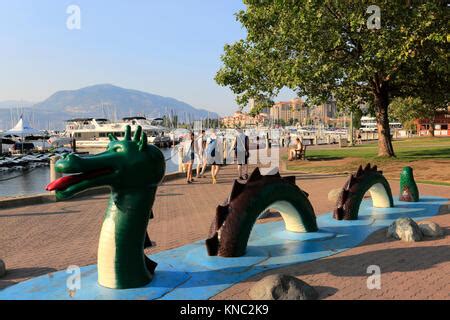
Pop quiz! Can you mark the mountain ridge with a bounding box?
[0,84,218,130]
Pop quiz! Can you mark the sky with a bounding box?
[0,0,295,116]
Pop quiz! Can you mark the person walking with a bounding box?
[206,129,223,184]
[182,131,195,184]
[232,127,249,180]
[286,132,291,148]
[196,129,207,179]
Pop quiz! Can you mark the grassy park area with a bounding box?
[286,137,450,186]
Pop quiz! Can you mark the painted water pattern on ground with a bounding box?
[0,196,446,300]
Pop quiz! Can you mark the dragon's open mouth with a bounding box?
[46,168,114,192]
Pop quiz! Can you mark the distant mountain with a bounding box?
[0,84,218,130]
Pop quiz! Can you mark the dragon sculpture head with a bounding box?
[47,125,165,200]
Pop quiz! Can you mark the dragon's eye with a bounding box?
[113,145,124,152]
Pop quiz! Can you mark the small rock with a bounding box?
[387,218,423,242]
[249,274,318,300]
[418,221,444,238]
[0,259,6,277]
[328,188,342,203]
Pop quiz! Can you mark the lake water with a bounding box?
[0,148,180,198]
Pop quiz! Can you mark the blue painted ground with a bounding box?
[0,196,447,300]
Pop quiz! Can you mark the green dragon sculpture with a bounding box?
[46,125,165,289]
[399,166,419,202]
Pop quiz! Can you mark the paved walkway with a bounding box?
[0,164,449,299]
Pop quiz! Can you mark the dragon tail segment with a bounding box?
[333,163,394,220]
[206,167,318,257]
[399,166,419,202]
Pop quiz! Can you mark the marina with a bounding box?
[0,147,180,198]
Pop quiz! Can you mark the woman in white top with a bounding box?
[231,128,249,180]
[182,132,195,183]
[206,129,223,184]
[196,130,207,178]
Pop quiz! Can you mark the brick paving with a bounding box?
[0,164,449,299]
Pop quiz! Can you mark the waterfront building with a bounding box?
[269,98,337,126]
[415,106,450,136]
[269,98,307,125]
[221,111,268,128]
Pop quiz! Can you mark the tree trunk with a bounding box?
[429,114,435,137]
[373,82,395,157]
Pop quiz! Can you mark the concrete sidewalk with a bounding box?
[0,164,448,299]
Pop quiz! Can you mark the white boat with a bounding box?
[360,116,402,132]
[61,117,172,148]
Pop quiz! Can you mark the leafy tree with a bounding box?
[352,108,363,130]
[216,0,449,157]
[389,96,444,136]
[249,95,274,116]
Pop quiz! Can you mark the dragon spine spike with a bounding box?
[124,125,132,140]
[229,180,246,201]
[282,176,296,186]
[372,165,378,172]
[247,167,262,182]
[344,174,354,190]
[356,165,363,177]
[133,126,142,142]
[364,163,371,171]
[139,132,148,152]
[108,133,118,141]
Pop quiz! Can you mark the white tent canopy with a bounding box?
[5,116,41,136]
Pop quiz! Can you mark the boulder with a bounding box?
[0,259,5,277]
[249,274,318,300]
[418,221,444,238]
[328,188,342,203]
[387,217,423,242]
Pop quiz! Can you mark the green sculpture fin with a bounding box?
[133,126,142,142]
[124,125,131,141]
[108,133,118,141]
[139,132,148,152]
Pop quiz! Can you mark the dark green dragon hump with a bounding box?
[399,166,419,202]
[333,163,394,220]
[205,167,318,257]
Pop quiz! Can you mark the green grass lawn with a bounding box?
[305,137,450,162]
[285,137,450,186]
